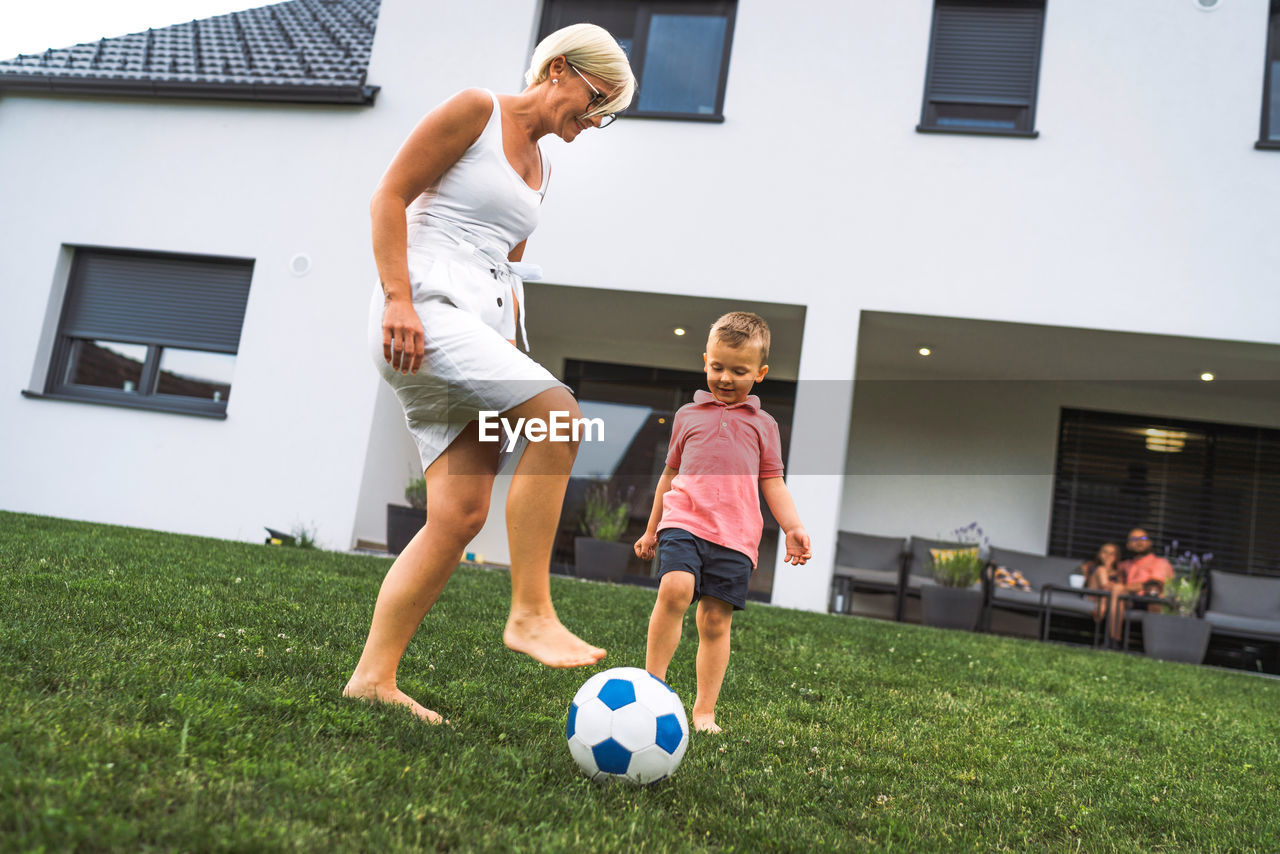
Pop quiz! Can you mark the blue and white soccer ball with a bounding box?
[566,666,689,785]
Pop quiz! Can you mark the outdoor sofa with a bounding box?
[1202,569,1280,645]
[986,546,1097,641]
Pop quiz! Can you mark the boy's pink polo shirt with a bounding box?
[657,390,785,567]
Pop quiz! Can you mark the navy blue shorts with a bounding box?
[656,528,752,611]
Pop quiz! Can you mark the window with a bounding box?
[1259,1,1280,149]
[38,248,253,417]
[538,0,736,121]
[1049,409,1280,577]
[918,0,1046,137]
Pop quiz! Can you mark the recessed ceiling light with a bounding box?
[1200,372,1215,382]
[917,347,932,357]
[673,327,686,337]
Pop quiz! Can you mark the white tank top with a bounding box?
[406,90,549,258]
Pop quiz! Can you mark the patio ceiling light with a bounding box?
[917,346,932,356]
[1200,372,1215,382]
[1145,428,1187,453]
[673,327,686,336]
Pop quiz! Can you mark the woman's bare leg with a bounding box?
[344,423,499,721]
[500,388,606,667]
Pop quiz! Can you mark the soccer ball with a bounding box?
[565,666,689,785]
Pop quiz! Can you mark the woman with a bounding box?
[344,25,636,723]
[1080,542,1121,623]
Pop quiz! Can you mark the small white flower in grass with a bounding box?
[778,740,786,747]
[277,633,287,639]
[217,632,225,638]
[285,647,293,653]
[234,577,242,583]
[875,794,892,805]
[236,628,245,636]
[811,746,820,755]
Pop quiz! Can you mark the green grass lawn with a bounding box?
[2,511,1278,852]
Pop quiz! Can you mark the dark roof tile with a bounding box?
[0,0,381,105]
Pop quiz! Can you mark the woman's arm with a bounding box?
[372,89,491,373]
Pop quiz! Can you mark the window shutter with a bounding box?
[927,1,1045,107]
[62,250,253,353]
[1050,409,1280,577]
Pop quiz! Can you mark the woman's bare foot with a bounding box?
[343,677,445,724]
[503,613,605,668]
[692,713,721,734]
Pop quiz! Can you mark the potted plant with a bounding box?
[921,522,988,631]
[573,482,633,582]
[1142,549,1211,664]
[386,473,426,556]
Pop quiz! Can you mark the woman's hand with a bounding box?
[382,299,424,374]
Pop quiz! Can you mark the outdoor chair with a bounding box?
[986,546,1094,640]
[1202,570,1280,645]
[830,532,908,619]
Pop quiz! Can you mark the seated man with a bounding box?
[1107,527,1173,642]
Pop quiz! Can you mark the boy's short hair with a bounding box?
[709,311,770,363]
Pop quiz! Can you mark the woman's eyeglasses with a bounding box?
[569,64,617,128]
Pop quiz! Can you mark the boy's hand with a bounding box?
[784,527,812,565]
[635,531,658,561]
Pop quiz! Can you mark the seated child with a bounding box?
[634,312,811,734]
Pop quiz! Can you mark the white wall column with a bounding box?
[769,307,859,612]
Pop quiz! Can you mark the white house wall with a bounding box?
[0,95,395,547]
[3,0,1277,609]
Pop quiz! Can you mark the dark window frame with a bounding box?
[1258,0,1280,150]
[917,0,1047,139]
[537,0,737,123]
[29,246,253,419]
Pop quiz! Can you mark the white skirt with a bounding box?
[368,245,567,473]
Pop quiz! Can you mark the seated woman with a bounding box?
[1079,542,1121,623]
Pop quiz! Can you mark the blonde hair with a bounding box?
[526,23,636,118]
[710,312,771,363]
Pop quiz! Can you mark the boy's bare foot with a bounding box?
[692,713,721,734]
[343,677,446,724]
[504,613,606,668]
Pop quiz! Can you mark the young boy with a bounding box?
[633,312,811,734]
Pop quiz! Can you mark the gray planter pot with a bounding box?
[386,504,424,556]
[921,585,984,631]
[574,537,631,582]
[1143,612,1212,664]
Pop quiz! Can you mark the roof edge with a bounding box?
[0,73,379,106]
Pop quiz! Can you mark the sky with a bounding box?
[1,1,260,60]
